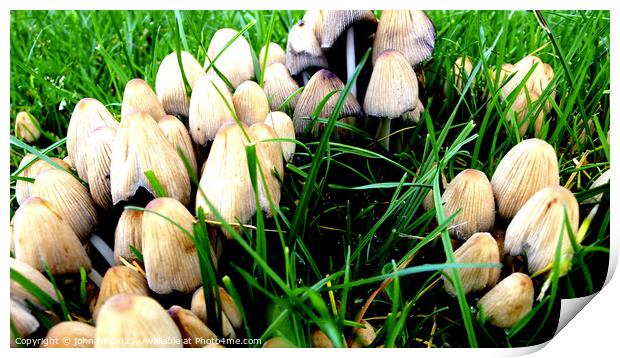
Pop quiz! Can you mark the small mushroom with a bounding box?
[10,257,59,309]
[121,79,166,122]
[95,294,183,347]
[249,122,284,215]
[14,111,41,143]
[372,10,436,67]
[584,169,610,204]
[364,49,419,149]
[12,197,91,274]
[113,208,143,264]
[504,185,579,273]
[233,81,270,126]
[110,110,191,206]
[67,98,119,180]
[263,62,300,111]
[258,42,286,70]
[443,232,501,295]
[40,321,96,348]
[168,305,218,348]
[189,74,236,146]
[286,19,328,84]
[293,69,362,136]
[477,273,534,328]
[205,28,254,89]
[85,126,116,209]
[155,51,205,118]
[158,114,198,176]
[490,138,559,219]
[14,154,71,205]
[264,111,296,162]
[142,197,205,294]
[190,286,238,339]
[10,299,39,346]
[93,265,149,322]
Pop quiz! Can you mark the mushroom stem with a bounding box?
[376,118,391,150]
[88,269,103,287]
[302,71,310,85]
[346,27,357,97]
[89,234,115,267]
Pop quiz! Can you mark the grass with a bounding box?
[9,10,610,348]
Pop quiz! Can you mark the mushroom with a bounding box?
[189,74,236,146]
[168,305,218,348]
[292,69,362,136]
[233,81,270,126]
[121,79,166,122]
[93,265,149,322]
[14,112,41,143]
[311,329,333,348]
[40,322,96,348]
[490,138,559,219]
[477,273,534,328]
[14,154,71,205]
[110,110,191,206]
[142,197,206,294]
[441,169,495,240]
[364,49,419,149]
[113,208,143,264]
[443,232,501,295]
[190,286,239,339]
[158,114,198,176]
[584,169,610,204]
[85,126,116,209]
[258,42,286,70]
[32,168,98,241]
[10,257,59,309]
[10,299,39,347]
[351,320,376,348]
[155,51,205,118]
[12,197,91,274]
[264,111,296,162]
[205,28,254,89]
[286,18,328,85]
[67,98,119,180]
[319,10,377,97]
[263,63,300,111]
[504,185,579,273]
[95,294,183,348]
[372,10,436,67]
[196,121,256,238]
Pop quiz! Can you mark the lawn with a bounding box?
[9,10,610,348]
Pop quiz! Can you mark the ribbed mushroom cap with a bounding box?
[110,110,191,206]
[190,286,242,329]
[364,49,419,119]
[121,79,166,122]
[10,257,59,309]
[490,63,515,85]
[319,10,377,50]
[196,121,256,238]
[584,169,610,204]
[95,294,183,347]
[311,329,334,348]
[504,185,579,273]
[190,287,237,339]
[351,320,376,348]
[477,272,534,328]
[15,154,71,205]
[372,10,436,67]
[233,81,270,126]
[40,321,96,348]
[93,265,149,322]
[442,169,495,240]
[12,197,92,274]
[292,69,362,134]
[264,111,296,162]
[86,127,116,209]
[302,10,324,40]
[404,98,425,123]
[263,63,300,110]
[14,111,41,143]
[32,169,98,241]
[158,114,198,176]
[10,299,39,344]
[205,28,254,89]
[67,98,119,180]
[189,74,236,146]
[168,305,218,348]
[142,197,204,294]
[259,42,286,70]
[113,208,143,264]
[501,56,555,136]
[443,232,501,295]
[286,19,328,76]
[491,138,559,219]
[451,56,474,93]
[249,122,284,214]
[155,51,205,117]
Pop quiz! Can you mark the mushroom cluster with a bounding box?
[432,138,580,328]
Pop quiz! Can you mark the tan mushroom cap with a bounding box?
[286,19,328,76]
[155,51,205,117]
[189,74,236,146]
[121,79,166,122]
[205,28,254,89]
[319,10,378,50]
